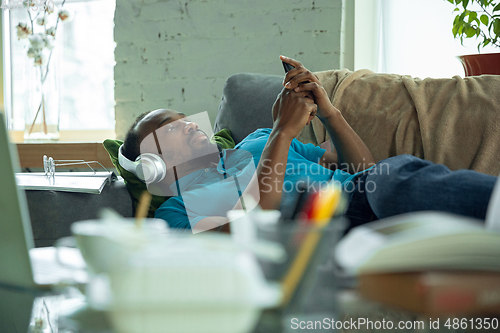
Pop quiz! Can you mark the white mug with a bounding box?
[63,218,168,275]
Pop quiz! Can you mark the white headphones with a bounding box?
[118,145,167,184]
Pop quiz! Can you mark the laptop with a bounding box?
[0,113,86,290]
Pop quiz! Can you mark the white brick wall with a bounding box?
[114,0,343,139]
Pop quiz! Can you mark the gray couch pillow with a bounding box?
[214,73,284,144]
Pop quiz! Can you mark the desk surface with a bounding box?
[3,287,499,333]
[0,221,345,333]
[6,217,498,333]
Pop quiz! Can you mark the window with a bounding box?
[376,0,498,78]
[353,0,499,78]
[4,0,115,131]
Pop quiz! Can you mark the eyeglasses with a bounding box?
[43,155,109,178]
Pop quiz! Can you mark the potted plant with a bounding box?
[447,0,500,75]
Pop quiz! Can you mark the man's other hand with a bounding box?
[272,87,317,139]
[280,55,336,120]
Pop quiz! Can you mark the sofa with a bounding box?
[27,180,133,247]
[27,70,500,247]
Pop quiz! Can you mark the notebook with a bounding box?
[16,171,112,194]
[0,113,87,290]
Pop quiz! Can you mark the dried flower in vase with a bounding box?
[16,22,32,39]
[17,0,72,136]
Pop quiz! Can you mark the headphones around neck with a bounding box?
[118,145,167,184]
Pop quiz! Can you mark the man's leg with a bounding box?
[343,171,378,232]
[365,155,497,220]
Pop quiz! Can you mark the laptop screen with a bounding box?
[0,113,36,288]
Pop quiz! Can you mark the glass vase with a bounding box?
[24,54,60,141]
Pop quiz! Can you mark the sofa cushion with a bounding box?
[214,73,282,144]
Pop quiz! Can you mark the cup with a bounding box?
[68,218,168,275]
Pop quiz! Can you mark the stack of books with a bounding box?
[359,271,500,316]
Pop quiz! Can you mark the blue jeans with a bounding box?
[344,155,497,232]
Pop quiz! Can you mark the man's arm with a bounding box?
[319,109,375,173]
[318,150,338,170]
[257,86,319,210]
[256,130,293,210]
[281,55,375,174]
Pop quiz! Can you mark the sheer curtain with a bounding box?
[375,0,498,78]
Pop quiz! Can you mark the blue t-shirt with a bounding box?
[155,128,364,229]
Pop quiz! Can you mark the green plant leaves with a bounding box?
[481,14,489,25]
[446,0,500,50]
[465,26,477,36]
[468,11,479,25]
[468,11,477,22]
[494,18,500,35]
[453,15,460,36]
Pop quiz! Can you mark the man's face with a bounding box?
[136,109,213,167]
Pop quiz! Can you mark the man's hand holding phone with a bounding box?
[272,86,317,139]
[280,55,338,120]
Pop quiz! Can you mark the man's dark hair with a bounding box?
[121,111,152,160]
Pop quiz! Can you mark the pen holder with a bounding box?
[256,218,347,303]
[255,218,345,277]
[251,217,348,333]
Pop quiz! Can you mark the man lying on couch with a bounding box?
[118,56,497,233]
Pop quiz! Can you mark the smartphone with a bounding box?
[282,61,294,73]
